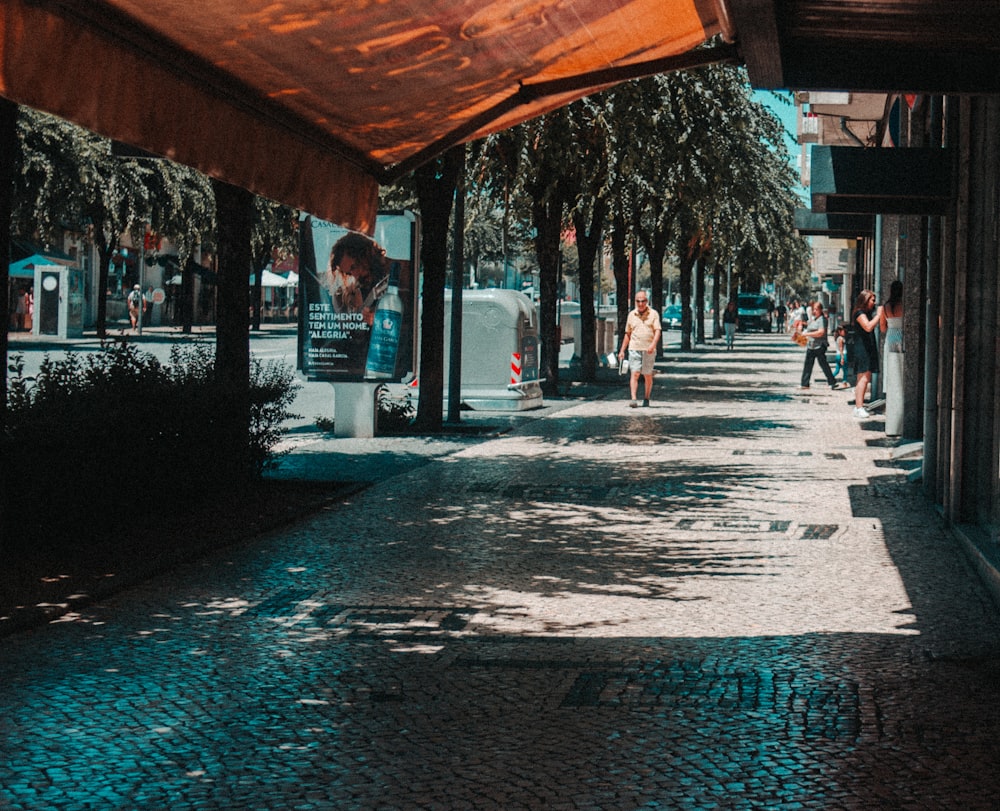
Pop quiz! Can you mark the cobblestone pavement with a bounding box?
[4,333,1000,810]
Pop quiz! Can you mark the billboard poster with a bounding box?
[298,211,419,381]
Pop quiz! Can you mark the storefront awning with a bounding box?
[794,209,873,238]
[0,0,733,233]
[810,146,953,216]
[726,0,1000,94]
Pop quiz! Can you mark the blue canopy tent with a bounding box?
[9,253,76,279]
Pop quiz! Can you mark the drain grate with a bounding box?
[799,524,839,539]
[249,597,475,636]
[676,518,792,533]
[309,605,474,637]
[559,661,861,740]
[247,588,315,617]
[733,449,812,456]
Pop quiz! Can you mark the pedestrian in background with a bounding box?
[618,292,661,408]
[127,284,145,330]
[880,280,904,353]
[880,279,905,435]
[798,301,846,390]
[722,300,738,350]
[832,324,848,382]
[14,287,28,331]
[790,299,807,333]
[851,289,882,419]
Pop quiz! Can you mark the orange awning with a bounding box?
[0,0,731,232]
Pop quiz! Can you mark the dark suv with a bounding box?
[737,295,772,332]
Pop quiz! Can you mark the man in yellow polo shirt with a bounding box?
[617,292,661,407]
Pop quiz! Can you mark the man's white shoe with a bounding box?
[853,407,870,419]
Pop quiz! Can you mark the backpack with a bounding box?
[128,290,141,306]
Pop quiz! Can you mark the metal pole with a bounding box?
[922,95,943,495]
[446,146,466,424]
[136,234,145,336]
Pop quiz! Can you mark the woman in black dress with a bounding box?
[851,289,882,419]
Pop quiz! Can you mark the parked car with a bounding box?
[661,304,683,330]
[737,295,772,332]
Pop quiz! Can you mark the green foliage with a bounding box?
[376,385,416,434]
[13,107,217,275]
[2,343,300,546]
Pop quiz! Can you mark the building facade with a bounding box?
[794,90,1000,585]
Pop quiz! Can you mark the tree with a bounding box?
[411,146,464,431]
[0,98,16,427]
[212,178,253,480]
[478,111,575,395]
[249,198,297,331]
[525,111,575,396]
[565,97,612,381]
[13,108,216,336]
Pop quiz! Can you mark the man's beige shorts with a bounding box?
[628,348,655,375]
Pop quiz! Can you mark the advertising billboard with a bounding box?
[298,211,419,381]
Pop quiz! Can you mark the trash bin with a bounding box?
[443,289,543,410]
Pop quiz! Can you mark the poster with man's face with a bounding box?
[298,211,418,381]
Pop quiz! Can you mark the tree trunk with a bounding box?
[413,147,463,432]
[695,257,706,345]
[612,210,630,340]
[212,178,252,481]
[0,97,15,427]
[181,258,195,333]
[679,242,695,351]
[250,252,267,331]
[572,200,605,382]
[447,146,466,424]
[634,204,670,360]
[532,190,564,397]
[712,260,723,339]
[648,240,666,358]
[94,233,113,339]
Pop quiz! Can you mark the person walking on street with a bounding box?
[127,284,145,330]
[618,292,661,408]
[851,289,882,419]
[723,300,738,350]
[798,301,846,390]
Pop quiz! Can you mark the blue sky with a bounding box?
[753,89,807,201]
[753,89,799,157]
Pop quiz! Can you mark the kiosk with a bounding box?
[33,265,84,339]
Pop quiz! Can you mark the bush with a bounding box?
[376,384,415,434]
[2,340,299,546]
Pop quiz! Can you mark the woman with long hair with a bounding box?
[851,289,882,419]
[880,280,904,352]
[880,280,904,434]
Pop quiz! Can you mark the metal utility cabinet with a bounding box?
[443,289,543,411]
